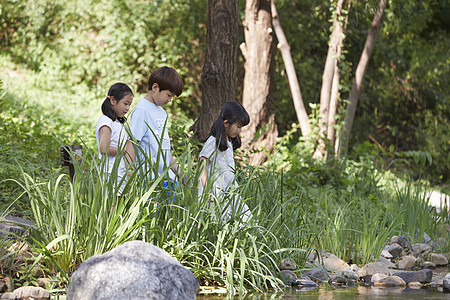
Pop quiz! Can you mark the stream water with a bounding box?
[198,285,448,299]
[198,267,449,300]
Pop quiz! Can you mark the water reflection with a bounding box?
[197,284,449,299]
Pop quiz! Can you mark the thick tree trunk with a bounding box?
[313,0,346,159]
[240,0,277,165]
[270,0,311,137]
[339,0,387,154]
[191,0,239,142]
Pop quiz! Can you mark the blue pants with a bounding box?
[156,180,178,205]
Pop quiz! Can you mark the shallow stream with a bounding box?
[198,285,448,299]
[198,267,449,299]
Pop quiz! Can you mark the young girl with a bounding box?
[95,83,135,193]
[199,101,252,223]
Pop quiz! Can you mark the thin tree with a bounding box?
[191,0,239,142]
[270,0,311,138]
[240,0,278,165]
[313,0,347,159]
[339,0,388,154]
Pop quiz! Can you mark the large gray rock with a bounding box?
[398,255,416,270]
[411,243,432,258]
[358,262,390,278]
[303,267,329,283]
[377,256,395,268]
[279,258,296,270]
[67,240,199,300]
[430,253,448,266]
[390,236,412,251]
[392,269,433,284]
[384,243,403,258]
[373,275,406,287]
[443,273,450,291]
[318,251,349,272]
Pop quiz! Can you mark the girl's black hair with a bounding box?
[101,82,133,123]
[207,101,250,151]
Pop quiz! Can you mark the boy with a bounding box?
[129,66,183,182]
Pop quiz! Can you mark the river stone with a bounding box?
[279,258,296,270]
[407,281,422,289]
[430,253,448,266]
[385,243,403,258]
[279,270,298,284]
[380,249,393,259]
[377,256,396,268]
[349,264,360,273]
[67,240,199,300]
[371,273,388,284]
[342,268,359,281]
[390,235,412,251]
[294,278,318,288]
[398,255,416,270]
[373,275,406,287]
[320,251,349,272]
[422,232,434,245]
[0,216,37,238]
[443,273,450,290]
[418,261,436,269]
[392,269,433,284]
[412,243,432,258]
[303,267,329,283]
[358,262,390,278]
[11,286,49,300]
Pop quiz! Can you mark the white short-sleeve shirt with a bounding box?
[199,136,236,194]
[95,115,128,178]
[129,98,174,180]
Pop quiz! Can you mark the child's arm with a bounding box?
[170,156,187,185]
[98,126,118,156]
[125,140,136,177]
[199,156,208,191]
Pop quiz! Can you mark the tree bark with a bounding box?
[270,0,311,137]
[191,0,239,142]
[313,0,346,159]
[240,0,277,165]
[339,0,387,153]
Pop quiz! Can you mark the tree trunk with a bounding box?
[313,0,346,159]
[240,0,277,165]
[270,0,311,137]
[191,0,239,142]
[339,0,387,154]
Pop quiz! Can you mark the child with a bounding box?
[95,82,135,193]
[199,101,252,223]
[129,66,184,184]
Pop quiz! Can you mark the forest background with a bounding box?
[0,0,449,293]
[1,0,448,196]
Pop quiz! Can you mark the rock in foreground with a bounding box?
[67,240,199,300]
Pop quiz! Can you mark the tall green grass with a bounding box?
[10,138,448,293]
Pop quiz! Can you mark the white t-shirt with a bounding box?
[199,136,252,224]
[129,98,174,180]
[95,115,128,179]
[199,136,237,194]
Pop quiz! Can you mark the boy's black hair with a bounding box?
[206,101,250,151]
[148,66,183,96]
[101,82,133,123]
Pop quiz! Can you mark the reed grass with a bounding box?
[10,137,448,293]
